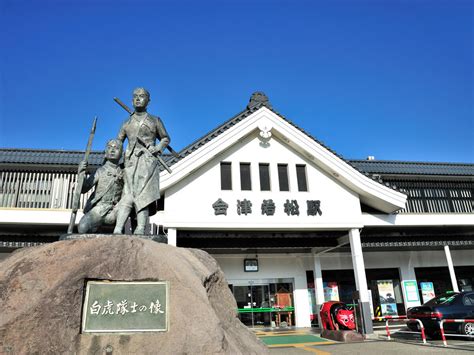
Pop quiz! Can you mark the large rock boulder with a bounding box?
[0,236,268,354]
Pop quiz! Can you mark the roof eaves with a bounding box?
[349,159,474,176]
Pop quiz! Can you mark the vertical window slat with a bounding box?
[220,162,232,190]
[278,164,289,192]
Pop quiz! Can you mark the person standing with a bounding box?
[113,88,170,235]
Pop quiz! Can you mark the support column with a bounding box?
[313,253,325,328]
[167,228,177,246]
[400,258,421,309]
[293,276,312,328]
[349,228,373,334]
[444,245,459,292]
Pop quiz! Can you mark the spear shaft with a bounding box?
[67,117,97,234]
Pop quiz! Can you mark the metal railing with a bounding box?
[440,319,474,346]
[373,315,427,344]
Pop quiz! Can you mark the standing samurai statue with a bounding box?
[113,88,170,235]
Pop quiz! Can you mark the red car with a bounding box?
[407,291,474,338]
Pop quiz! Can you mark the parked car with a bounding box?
[407,291,474,338]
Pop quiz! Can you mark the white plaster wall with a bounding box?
[0,208,75,225]
[160,131,362,230]
[214,253,314,281]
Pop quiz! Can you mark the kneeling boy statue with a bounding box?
[77,139,124,233]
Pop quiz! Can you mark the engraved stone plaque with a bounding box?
[82,281,169,333]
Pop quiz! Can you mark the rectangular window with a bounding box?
[259,163,270,191]
[278,164,289,191]
[240,163,252,190]
[296,164,308,191]
[220,162,232,190]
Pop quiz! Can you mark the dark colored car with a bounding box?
[407,291,474,338]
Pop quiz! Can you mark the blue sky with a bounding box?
[1,0,473,162]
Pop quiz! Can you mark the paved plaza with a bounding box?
[254,328,474,354]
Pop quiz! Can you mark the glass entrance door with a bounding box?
[252,285,271,327]
[234,284,271,327]
[231,279,295,328]
[234,285,253,326]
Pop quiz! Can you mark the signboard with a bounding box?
[323,282,340,302]
[377,280,398,316]
[420,282,436,304]
[212,198,323,217]
[244,259,259,272]
[403,280,420,302]
[82,281,169,333]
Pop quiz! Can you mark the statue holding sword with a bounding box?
[113,87,171,235]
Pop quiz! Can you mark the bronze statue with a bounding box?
[77,139,124,233]
[113,88,170,235]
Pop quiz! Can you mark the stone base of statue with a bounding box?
[0,236,268,354]
[59,233,168,244]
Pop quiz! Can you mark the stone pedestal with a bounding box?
[0,236,267,354]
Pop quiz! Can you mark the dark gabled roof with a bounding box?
[350,160,474,176]
[2,147,472,177]
[0,148,174,168]
[0,148,106,167]
[159,93,473,184]
[164,93,349,168]
[1,93,473,180]
[164,106,260,167]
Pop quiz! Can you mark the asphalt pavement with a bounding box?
[269,341,473,354]
[254,327,474,354]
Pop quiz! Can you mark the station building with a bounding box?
[1,93,473,331]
